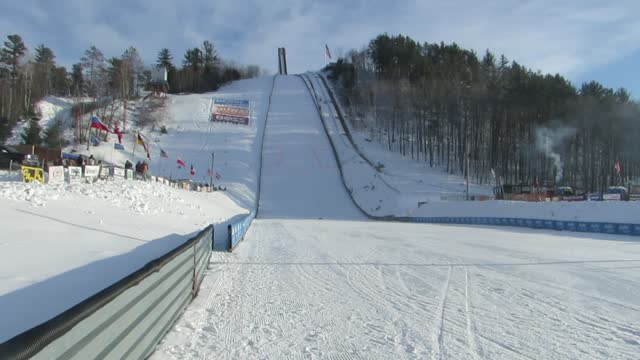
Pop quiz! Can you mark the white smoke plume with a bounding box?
[535,126,576,182]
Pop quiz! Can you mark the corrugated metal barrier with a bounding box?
[0,225,213,360]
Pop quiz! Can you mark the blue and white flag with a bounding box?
[114,143,125,150]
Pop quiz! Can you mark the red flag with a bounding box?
[177,158,186,167]
[325,44,332,59]
[614,162,621,174]
[190,164,195,176]
[160,149,168,158]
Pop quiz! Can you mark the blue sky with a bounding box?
[1,0,639,97]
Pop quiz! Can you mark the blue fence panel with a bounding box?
[409,216,639,237]
[577,222,589,232]
[229,211,256,250]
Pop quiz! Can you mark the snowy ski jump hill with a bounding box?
[1,74,640,359]
[152,75,640,360]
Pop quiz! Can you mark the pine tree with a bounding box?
[157,48,174,70]
[43,119,66,147]
[33,44,56,98]
[51,66,69,96]
[201,41,218,67]
[0,116,11,142]
[0,34,27,119]
[1,34,27,80]
[21,119,42,145]
[71,63,84,96]
[81,46,106,97]
[183,48,203,71]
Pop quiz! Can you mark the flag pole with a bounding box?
[210,151,214,187]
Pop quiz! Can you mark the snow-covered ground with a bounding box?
[258,76,364,220]
[5,96,94,146]
[153,74,640,359]
[152,219,640,360]
[0,76,274,342]
[4,73,640,359]
[0,177,246,342]
[64,76,274,210]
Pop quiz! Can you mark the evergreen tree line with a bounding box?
[0,34,263,144]
[328,33,640,193]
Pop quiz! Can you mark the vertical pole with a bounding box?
[210,151,214,187]
[123,98,128,131]
[466,151,470,200]
[277,48,282,75]
[282,48,287,75]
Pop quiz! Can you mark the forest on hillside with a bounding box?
[0,34,262,145]
[327,34,640,193]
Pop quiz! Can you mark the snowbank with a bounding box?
[0,178,245,342]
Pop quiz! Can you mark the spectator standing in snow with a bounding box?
[135,161,143,178]
[124,160,133,170]
[87,155,95,165]
[141,161,149,180]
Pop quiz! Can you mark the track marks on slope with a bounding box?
[433,266,452,360]
[464,267,482,360]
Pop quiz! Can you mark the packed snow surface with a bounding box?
[258,76,364,220]
[0,178,245,342]
[153,75,640,359]
[153,219,640,360]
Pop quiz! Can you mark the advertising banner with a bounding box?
[22,166,45,183]
[113,167,125,178]
[48,166,65,185]
[67,166,83,184]
[212,98,250,125]
[84,165,101,178]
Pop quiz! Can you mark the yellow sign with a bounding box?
[22,166,45,183]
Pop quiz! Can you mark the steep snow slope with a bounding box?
[66,76,274,210]
[6,96,80,145]
[258,76,365,220]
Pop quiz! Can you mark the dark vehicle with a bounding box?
[0,145,26,168]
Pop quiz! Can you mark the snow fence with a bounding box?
[303,73,640,238]
[228,211,256,251]
[0,225,213,360]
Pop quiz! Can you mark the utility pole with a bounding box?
[210,151,215,187]
[466,150,470,200]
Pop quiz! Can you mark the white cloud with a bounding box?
[0,0,638,83]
